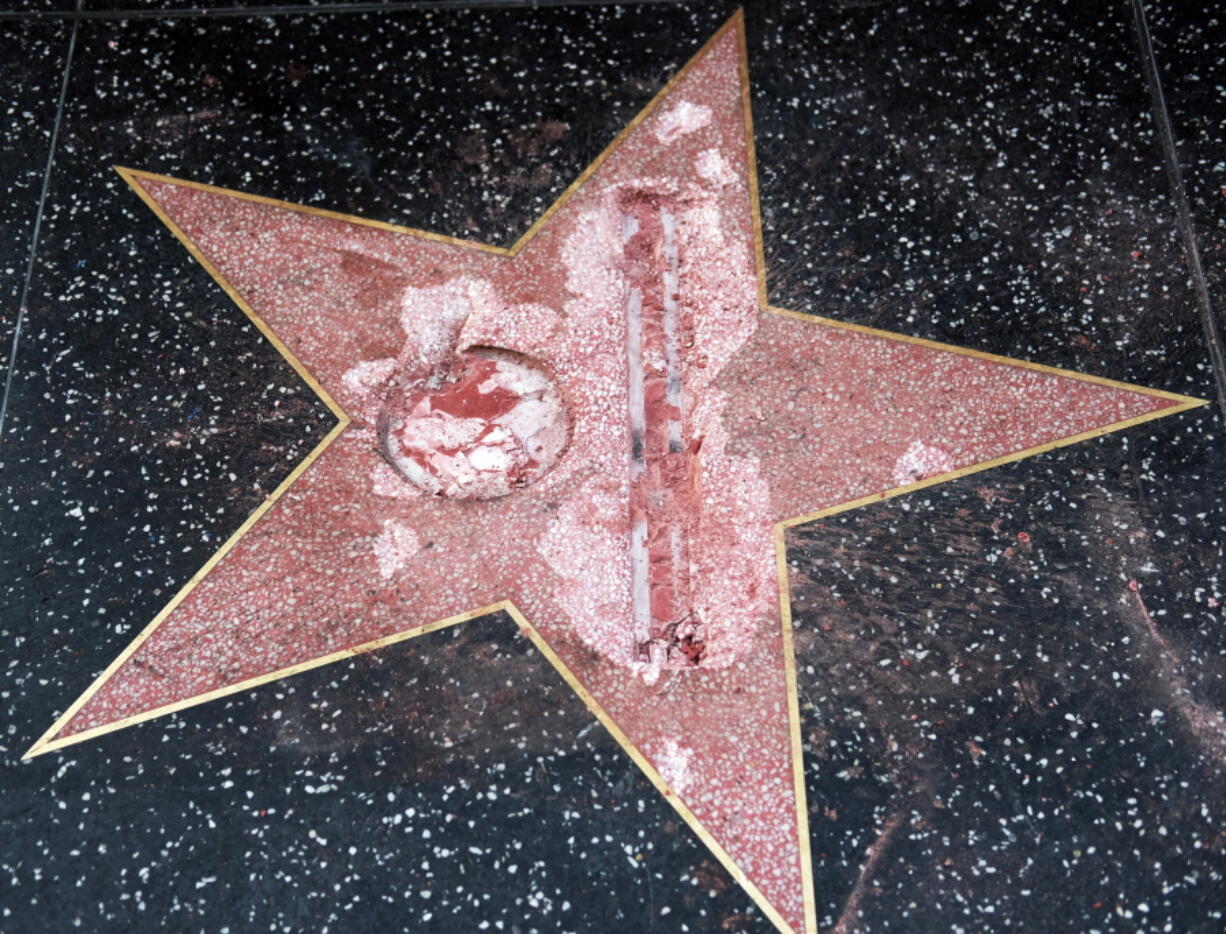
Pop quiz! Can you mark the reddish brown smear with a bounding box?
[620,191,703,665]
[413,357,521,421]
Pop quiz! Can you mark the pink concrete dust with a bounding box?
[892,440,958,486]
[54,24,1187,934]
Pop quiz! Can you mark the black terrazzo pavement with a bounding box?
[1,15,70,390]
[1146,0,1225,322]
[2,2,1223,932]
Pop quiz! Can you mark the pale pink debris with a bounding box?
[373,519,421,579]
[892,440,959,486]
[696,148,735,187]
[685,390,775,669]
[652,737,696,794]
[338,275,569,503]
[342,358,398,400]
[654,99,713,144]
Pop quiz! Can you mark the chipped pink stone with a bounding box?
[892,440,959,486]
[373,519,420,578]
[655,99,713,143]
[378,350,569,500]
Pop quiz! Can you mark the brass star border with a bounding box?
[23,12,1205,934]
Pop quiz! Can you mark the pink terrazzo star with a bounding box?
[28,14,1202,934]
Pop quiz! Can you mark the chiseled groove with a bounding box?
[622,196,693,667]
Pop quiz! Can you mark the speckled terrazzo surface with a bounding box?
[2,2,1223,933]
[1147,0,1225,307]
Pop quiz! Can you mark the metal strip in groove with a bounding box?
[1129,0,1226,419]
[0,0,83,441]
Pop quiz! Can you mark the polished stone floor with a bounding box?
[2,2,1223,932]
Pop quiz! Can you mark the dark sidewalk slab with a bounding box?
[1,16,73,394]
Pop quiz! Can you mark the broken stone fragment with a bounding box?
[377,349,569,500]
